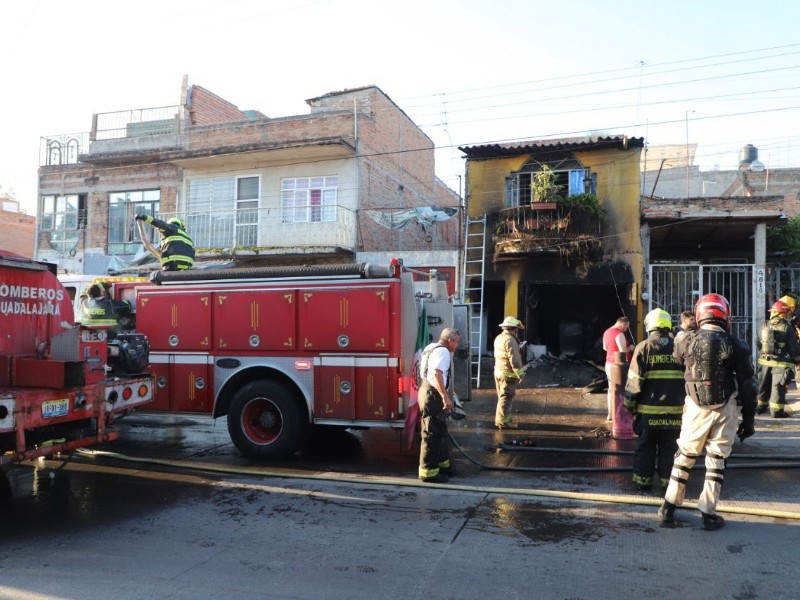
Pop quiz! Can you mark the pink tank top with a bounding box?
[604,326,626,363]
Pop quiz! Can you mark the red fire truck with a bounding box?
[128,259,465,459]
[0,252,153,470]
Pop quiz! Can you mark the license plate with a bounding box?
[42,399,69,419]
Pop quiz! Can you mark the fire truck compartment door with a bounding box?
[299,286,391,352]
[137,292,212,351]
[313,356,392,422]
[213,290,296,351]
[148,354,211,413]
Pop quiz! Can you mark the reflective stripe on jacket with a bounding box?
[624,331,685,415]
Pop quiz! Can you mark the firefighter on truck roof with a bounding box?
[135,214,195,271]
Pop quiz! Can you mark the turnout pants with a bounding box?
[632,414,681,488]
[494,375,518,426]
[664,396,739,515]
[756,365,792,415]
[418,382,451,479]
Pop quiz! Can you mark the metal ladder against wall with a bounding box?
[462,214,487,389]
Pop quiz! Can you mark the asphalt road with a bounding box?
[2,387,800,600]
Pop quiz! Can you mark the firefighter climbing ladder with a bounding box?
[462,214,486,388]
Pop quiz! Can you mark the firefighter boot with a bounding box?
[420,472,449,484]
[701,512,726,531]
[658,501,676,528]
[772,409,791,418]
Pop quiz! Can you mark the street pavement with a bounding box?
[1,385,800,599]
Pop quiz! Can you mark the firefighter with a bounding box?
[756,300,800,418]
[624,308,685,493]
[493,316,526,429]
[135,214,195,271]
[80,283,132,336]
[658,293,757,531]
[417,328,461,483]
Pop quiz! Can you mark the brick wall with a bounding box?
[0,210,35,258]
[189,85,248,126]
[37,161,182,267]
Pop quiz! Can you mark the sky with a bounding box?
[2,0,800,215]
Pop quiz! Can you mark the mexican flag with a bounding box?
[404,305,429,450]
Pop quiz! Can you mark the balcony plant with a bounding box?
[531,165,562,207]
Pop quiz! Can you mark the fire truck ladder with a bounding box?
[462,214,487,389]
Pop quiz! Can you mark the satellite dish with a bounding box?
[750,160,765,172]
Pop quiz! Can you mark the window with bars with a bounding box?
[108,190,161,254]
[40,194,86,254]
[505,168,596,207]
[280,176,338,223]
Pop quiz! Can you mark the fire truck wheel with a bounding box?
[228,380,305,459]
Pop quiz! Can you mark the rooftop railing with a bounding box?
[91,105,182,141]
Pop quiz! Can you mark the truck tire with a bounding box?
[227,380,305,459]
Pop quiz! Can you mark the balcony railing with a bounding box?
[492,202,602,261]
[91,105,181,141]
[39,132,90,166]
[154,204,357,254]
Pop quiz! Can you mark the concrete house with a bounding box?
[460,135,644,365]
[36,80,461,282]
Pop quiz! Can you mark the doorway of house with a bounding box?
[519,283,634,363]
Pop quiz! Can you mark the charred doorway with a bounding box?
[519,283,634,363]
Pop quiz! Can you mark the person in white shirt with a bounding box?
[417,328,461,483]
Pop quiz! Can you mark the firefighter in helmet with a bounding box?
[80,282,132,336]
[624,308,684,493]
[659,293,756,531]
[135,214,195,271]
[493,316,526,429]
[756,300,800,418]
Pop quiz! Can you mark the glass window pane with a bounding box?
[42,196,54,213]
[237,176,259,200]
[41,213,53,230]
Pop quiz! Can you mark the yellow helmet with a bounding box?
[644,308,672,332]
[779,295,796,313]
[499,316,524,329]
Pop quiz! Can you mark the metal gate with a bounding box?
[649,264,755,350]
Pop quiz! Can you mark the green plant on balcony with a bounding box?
[558,192,605,221]
[531,165,563,203]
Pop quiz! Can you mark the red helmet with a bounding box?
[770,300,792,318]
[695,293,730,328]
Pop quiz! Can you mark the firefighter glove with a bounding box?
[737,420,755,442]
[135,214,148,221]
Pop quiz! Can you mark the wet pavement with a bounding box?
[2,386,800,599]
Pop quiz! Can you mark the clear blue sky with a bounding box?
[2,0,799,213]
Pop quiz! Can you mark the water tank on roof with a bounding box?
[739,144,758,166]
